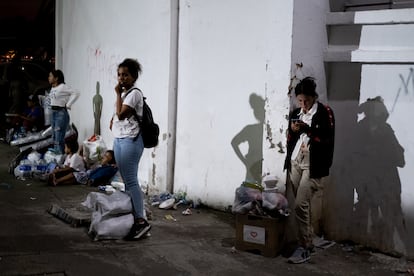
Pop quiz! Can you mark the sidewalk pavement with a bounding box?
[0,142,412,276]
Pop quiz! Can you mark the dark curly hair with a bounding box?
[118,58,142,81]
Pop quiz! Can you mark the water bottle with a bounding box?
[18,127,26,138]
[33,159,47,179]
[15,160,33,180]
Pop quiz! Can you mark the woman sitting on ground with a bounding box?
[51,149,117,186]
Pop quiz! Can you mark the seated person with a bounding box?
[48,139,85,186]
[51,149,117,186]
[10,94,44,133]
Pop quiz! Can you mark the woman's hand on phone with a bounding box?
[115,83,123,94]
[291,119,304,132]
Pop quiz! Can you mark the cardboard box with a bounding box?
[235,214,286,257]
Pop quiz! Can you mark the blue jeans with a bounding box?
[51,108,69,154]
[113,135,145,219]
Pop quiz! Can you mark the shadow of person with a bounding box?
[352,96,406,253]
[231,93,265,184]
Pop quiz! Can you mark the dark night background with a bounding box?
[0,0,55,134]
[0,0,55,60]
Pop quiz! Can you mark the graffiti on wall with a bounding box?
[391,67,414,112]
[86,46,122,90]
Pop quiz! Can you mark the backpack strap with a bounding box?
[124,87,144,141]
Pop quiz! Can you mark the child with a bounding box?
[48,139,85,186]
[51,149,117,186]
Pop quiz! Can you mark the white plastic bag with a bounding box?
[262,189,288,212]
[110,171,125,191]
[231,184,263,214]
[44,150,63,165]
[27,150,41,164]
[82,190,132,217]
[39,92,51,126]
[91,213,134,240]
[83,135,107,164]
[82,191,133,240]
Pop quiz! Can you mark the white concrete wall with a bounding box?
[353,23,414,62]
[329,64,414,257]
[56,0,173,192]
[324,6,414,257]
[358,65,414,256]
[174,0,293,208]
[56,0,294,208]
[291,0,330,104]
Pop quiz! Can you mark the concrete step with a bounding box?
[325,8,414,63]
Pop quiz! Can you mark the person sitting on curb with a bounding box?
[7,95,44,140]
[19,95,45,132]
[48,139,85,186]
[50,149,117,186]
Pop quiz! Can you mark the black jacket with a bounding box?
[284,102,335,178]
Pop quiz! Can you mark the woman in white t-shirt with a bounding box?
[48,69,80,154]
[110,58,151,240]
[48,139,85,186]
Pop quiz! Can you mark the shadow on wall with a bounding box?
[231,93,265,184]
[93,81,102,135]
[350,96,407,254]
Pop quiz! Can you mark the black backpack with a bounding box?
[129,88,159,148]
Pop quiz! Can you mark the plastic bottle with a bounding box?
[33,159,48,179]
[18,127,26,138]
[14,160,33,180]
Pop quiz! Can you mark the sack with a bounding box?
[81,191,134,240]
[137,98,160,148]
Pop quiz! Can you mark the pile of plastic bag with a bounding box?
[82,191,134,240]
[232,176,289,218]
[13,149,62,180]
[81,190,151,241]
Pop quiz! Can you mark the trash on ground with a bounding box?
[47,204,91,227]
[182,208,192,216]
[165,214,177,221]
[313,236,336,249]
[232,179,290,218]
[150,191,201,213]
[159,198,175,209]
